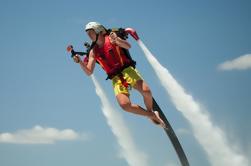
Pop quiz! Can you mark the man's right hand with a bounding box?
[73,55,80,63]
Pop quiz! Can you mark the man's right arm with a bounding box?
[75,49,96,76]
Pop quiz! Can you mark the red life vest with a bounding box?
[93,35,134,79]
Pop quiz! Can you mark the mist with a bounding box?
[137,39,249,166]
[91,75,149,166]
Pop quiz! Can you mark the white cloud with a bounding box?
[91,76,149,166]
[176,128,191,136]
[138,40,250,166]
[0,125,89,144]
[218,54,251,71]
[165,161,179,166]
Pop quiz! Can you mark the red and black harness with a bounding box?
[91,34,136,88]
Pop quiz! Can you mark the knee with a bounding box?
[119,101,131,112]
[142,85,151,95]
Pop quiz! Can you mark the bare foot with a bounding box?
[149,111,166,128]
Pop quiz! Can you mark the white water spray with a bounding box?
[91,75,149,166]
[137,39,249,166]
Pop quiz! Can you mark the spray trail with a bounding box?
[91,75,148,166]
[137,39,249,166]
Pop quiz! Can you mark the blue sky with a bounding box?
[0,0,251,166]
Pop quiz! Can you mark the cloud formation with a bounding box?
[0,125,87,144]
[218,54,251,71]
[176,128,191,136]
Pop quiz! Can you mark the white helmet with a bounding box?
[85,22,106,34]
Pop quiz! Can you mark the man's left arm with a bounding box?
[109,32,131,49]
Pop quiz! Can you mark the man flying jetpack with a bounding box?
[67,21,165,127]
[67,21,189,166]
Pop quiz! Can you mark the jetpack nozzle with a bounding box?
[125,28,139,41]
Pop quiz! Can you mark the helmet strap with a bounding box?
[94,33,99,43]
[86,33,99,57]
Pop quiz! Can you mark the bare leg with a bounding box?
[133,80,153,112]
[116,92,165,127]
[134,80,165,126]
[116,93,154,117]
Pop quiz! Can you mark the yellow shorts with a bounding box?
[112,66,143,96]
